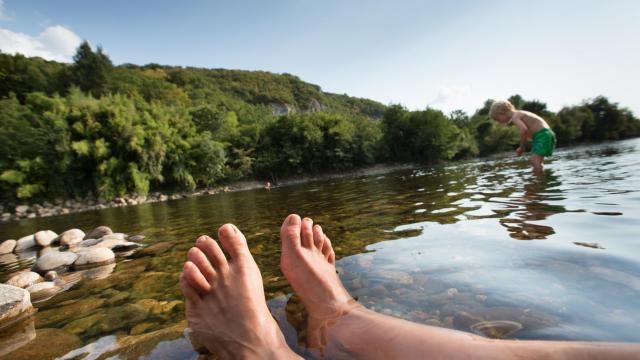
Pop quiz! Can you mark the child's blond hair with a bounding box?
[489,100,515,120]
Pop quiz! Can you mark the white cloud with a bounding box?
[0,25,82,62]
[428,85,474,113]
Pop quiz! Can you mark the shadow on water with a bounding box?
[1,139,640,358]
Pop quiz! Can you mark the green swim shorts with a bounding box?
[531,128,557,157]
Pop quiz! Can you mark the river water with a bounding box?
[1,139,639,359]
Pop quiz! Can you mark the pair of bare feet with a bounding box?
[180,214,351,359]
[180,214,640,360]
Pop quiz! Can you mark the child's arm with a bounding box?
[510,115,528,155]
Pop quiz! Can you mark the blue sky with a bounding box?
[1,0,639,115]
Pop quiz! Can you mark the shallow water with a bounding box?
[1,139,639,359]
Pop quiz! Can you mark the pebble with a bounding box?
[26,281,61,302]
[74,247,116,269]
[0,239,17,254]
[5,271,43,289]
[84,226,113,240]
[34,230,58,247]
[58,229,85,247]
[44,271,58,281]
[35,251,79,272]
[14,235,36,252]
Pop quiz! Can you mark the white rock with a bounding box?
[0,240,16,254]
[0,284,32,331]
[25,282,61,302]
[74,247,115,269]
[14,235,36,252]
[34,230,58,247]
[5,271,43,289]
[57,229,85,247]
[35,251,78,272]
[100,233,127,241]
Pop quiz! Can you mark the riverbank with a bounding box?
[0,163,416,224]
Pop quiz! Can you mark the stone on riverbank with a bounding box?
[34,230,58,247]
[5,271,43,289]
[84,226,113,240]
[34,251,78,273]
[57,229,85,247]
[0,284,33,331]
[74,247,115,269]
[25,282,61,302]
[0,239,17,254]
[14,235,35,252]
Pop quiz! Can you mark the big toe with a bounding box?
[280,214,302,251]
[218,224,252,264]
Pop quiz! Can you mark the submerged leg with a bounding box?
[531,154,544,173]
[279,214,640,359]
[180,224,301,360]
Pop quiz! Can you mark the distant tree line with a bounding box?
[1,42,639,205]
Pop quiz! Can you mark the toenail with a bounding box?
[220,224,234,236]
[303,217,313,223]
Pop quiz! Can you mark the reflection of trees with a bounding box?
[499,170,564,240]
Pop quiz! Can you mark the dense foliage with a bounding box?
[1,43,639,205]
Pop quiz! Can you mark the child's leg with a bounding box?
[531,154,544,172]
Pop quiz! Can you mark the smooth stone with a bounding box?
[36,298,105,328]
[87,238,140,251]
[44,271,58,281]
[0,253,18,266]
[83,263,116,279]
[77,238,102,248]
[453,311,484,330]
[0,239,17,254]
[34,230,58,247]
[97,320,187,359]
[35,251,78,272]
[62,312,106,335]
[1,328,81,360]
[101,233,127,242]
[470,320,523,339]
[38,246,59,256]
[74,247,115,269]
[84,226,113,240]
[0,318,36,358]
[57,229,85,247]
[129,234,146,242]
[14,235,36,252]
[25,282,61,302]
[5,271,43,289]
[0,284,33,331]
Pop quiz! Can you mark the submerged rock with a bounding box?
[0,239,17,254]
[129,234,146,242]
[57,229,85,247]
[34,230,58,247]
[1,328,81,360]
[0,284,33,331]
[5,271,43,289]
[470,320,523,339]
[25,282,62,302]
[14,235,36,252]
[84,226,113,240]
[34,251,78,273]
[0,318,36,358]
[74,247,115,269]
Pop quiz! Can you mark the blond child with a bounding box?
[490,100,556,172]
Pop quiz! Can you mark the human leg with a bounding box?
[180,224,301,360]
[531,154,544,173]
[280,214,640,359]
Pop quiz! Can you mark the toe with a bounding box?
[313,224,325,250]
[322,235,336,264]
[184,261,211,294]
[187,247,217,282]
[218,224,252,264]
[196,235,228,273]
[301,217,314,248]
[180,273,201,304]
[280,214,302,250]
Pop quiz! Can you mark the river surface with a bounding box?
[1,139,639,359]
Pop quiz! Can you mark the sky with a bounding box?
[1,0,639,115]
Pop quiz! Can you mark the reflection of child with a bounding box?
[490,100,556,172]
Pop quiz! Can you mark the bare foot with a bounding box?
[180,224,301,360]
[280,214,359,349]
